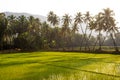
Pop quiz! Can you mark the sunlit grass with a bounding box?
[0,51,120,80]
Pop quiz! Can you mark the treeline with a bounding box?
[0,8,120,52]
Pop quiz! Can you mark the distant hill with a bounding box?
[4,12,47,22]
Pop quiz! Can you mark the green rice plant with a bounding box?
[0,52,120,80]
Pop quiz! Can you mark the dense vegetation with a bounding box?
[0,52,120,80]
[0,8,120,52]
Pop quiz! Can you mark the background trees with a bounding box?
[0,8,119,52]
[0,13,8,50]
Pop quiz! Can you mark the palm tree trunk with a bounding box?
[84,23,89,51]
[79,24,85,51]
[71,36,74,51]
[0,41,2,50]
[110,33,119,52]
[93,38,98,51]
[80,23,88,51]
[98,31,102,51]
[63,34,65,51]
[80,24,85,34]
[0,37,3,50]
[85,30,92,51]
[101,32,108,46]
[80,35,83,51]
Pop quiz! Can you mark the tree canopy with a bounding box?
[0,8,119,52]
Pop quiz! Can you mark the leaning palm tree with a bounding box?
[84,11,91,33]
[73,12,83,33]
[94,13,104,51]
[72,12,83,50]
[82,11,92,51]
[86,17,96,51]
[61,14,71,50]
[101,8,119,52]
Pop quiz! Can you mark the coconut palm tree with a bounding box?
[84,11,91,34]
[61,14,71,50]
[7,15,16,23]
[27,16,41,48]
[28,16,34,28]
[73,12,83,33]
[7,15,17,37]
[16,15,29,35]
[100,8,119,52]
[47,11,60,49]
[72,12,83,50]
[47,11,59,26]
[41,21,51,49]
[94,13,104,51]
[86,17,96,51]
[47,11,54,23]
[82,11,92,51]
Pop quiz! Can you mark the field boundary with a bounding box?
[45,63,120,78]
[36,59,120,78]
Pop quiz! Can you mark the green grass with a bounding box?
[0,52,120,80]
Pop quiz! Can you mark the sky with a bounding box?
[0,0,120,25]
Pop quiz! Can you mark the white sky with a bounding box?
[0,0,120,25]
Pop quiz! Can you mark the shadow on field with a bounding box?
[0,60,39,68]
[18,58,104,80]
[18,57,120,80]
